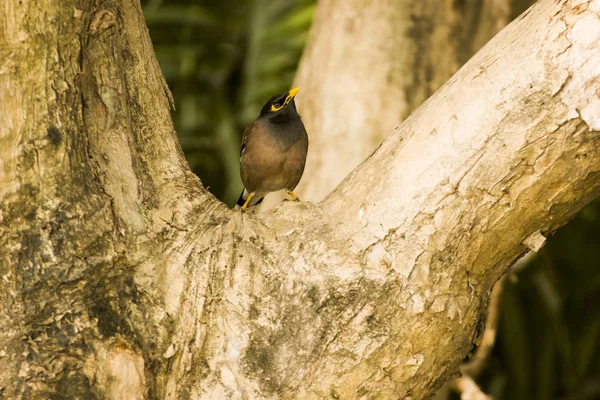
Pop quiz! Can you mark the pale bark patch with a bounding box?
[84,341,146,400]
[580,99,600,131]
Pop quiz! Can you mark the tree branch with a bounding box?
[450,375,492,400]
[166,1,600,398]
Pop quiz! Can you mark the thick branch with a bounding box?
[165,1,600,398]
[324,0,600,256]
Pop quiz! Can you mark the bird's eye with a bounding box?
[273,102,282,108]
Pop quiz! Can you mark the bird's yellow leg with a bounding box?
[285,189,300,201]
[241,192,255,212]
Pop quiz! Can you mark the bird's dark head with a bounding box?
[259,88,301,123]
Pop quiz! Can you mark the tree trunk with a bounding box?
[1,0,599,399]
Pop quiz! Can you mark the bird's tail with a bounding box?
[234,188,264,210]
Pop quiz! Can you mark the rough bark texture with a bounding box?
[1,0,600,399]
[261,0,526,208]
[1,0,207,398]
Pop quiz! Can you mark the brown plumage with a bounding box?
[235,88,308,211]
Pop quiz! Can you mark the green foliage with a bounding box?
[142,0,314,205]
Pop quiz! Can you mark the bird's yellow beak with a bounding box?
[284,87,300,105]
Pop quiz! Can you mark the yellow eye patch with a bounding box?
[270,88,300,112]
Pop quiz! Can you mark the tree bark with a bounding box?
[1,0,600,399]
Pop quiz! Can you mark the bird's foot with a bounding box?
[240,192,255,212]
[285,189,300,202]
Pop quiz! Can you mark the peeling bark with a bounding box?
[1,0,600,399]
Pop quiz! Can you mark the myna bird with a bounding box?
[235,87,308,211]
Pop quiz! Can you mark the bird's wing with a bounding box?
[240,120,259,159]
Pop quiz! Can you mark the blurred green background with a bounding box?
[143,0,314,206]
[141,1,600,399]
